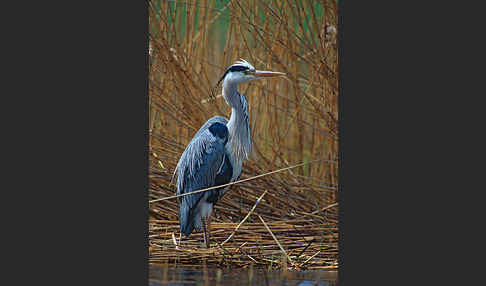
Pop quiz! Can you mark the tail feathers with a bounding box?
[179,204,195,237]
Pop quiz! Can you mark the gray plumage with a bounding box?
[175,117,231,236]
[174,60,284,242]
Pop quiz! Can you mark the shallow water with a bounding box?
[149,265,338,286]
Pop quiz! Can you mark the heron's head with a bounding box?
[216,59,285,87]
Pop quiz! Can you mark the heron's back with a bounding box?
[175,117,232,236]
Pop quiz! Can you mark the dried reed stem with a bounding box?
[299,250,321,268]
[221,190,268,246]
[258,215,294,267]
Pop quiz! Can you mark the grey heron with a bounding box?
[174,59,285,248]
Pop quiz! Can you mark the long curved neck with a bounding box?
[222,80,251,165]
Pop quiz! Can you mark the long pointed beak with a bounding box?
[253,70,286,78]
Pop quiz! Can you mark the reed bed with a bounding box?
[149,0,339,270]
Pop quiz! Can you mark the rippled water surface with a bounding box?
[149,265,338,286]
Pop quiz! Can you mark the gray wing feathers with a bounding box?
[176,129,224,200]
[175,116,228,198]
[174,116,228,235]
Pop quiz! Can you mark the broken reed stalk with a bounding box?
[221,190,268,246]
[172,233,178,247]
[303,202,338,218]
[299,250,321,268]
[258,214,294,267]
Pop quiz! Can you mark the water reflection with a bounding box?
[149,265,337,286]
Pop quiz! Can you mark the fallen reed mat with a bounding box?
[149,202,338,270]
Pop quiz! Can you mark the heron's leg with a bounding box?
[201,217,209,248]
[206,216,211,246]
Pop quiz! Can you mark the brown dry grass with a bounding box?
[148,0,339,270]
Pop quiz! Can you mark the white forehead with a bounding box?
[232,59,255,71]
